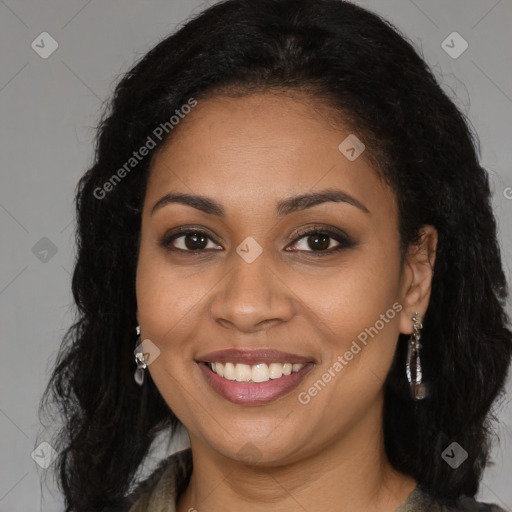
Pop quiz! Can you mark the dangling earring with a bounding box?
[134,325,147,386]
[406,312,429,400]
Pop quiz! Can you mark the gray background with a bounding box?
[0,0,511,510]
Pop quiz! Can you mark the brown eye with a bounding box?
[181,232,208,250]
[161,229,222,252]
[303,233,332,251]
[286,227,355,254]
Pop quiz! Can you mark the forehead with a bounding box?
[145,92,394,218]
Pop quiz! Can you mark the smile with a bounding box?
[196,348,315,405]
[207,361,306,382]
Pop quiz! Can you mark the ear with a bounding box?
[398,225,438,335]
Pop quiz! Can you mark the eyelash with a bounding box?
[160,225,355,256]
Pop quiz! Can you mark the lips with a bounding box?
[196,349,315,405]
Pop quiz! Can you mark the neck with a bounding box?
[177,396,416,512]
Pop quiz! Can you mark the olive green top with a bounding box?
[127,448,508,512]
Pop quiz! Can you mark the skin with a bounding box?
[135,91,438,512]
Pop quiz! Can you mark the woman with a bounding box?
[39,0,512,511]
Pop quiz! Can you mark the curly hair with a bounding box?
[39,0,512,510]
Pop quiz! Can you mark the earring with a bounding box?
[406,312,429,400]
[134,325,146,386]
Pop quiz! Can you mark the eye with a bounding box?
[160,225,355,255]
[286,225,355,254]
[160,228,222,252]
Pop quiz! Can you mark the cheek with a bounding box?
[135,249,203,416]
[343,232,403,331]
[135,243,197,345]
[291,239,401,340]
[289,237,403,406]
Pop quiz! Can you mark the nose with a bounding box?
[210,251,295,334]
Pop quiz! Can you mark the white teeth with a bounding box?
[269,363,283,379]
[223,362,236,380]
[235,363,252,382]
[252,363,269,383]
[208,361,306,382]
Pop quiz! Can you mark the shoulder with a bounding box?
[124,448,193,512]
[404,485,509,512]
[455,495,509,512]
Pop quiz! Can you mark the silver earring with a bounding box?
[406,312,429,400]
[134,325,146,386]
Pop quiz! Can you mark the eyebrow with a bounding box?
[150,188,370,217]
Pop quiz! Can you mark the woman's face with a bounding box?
[136,91,430,465]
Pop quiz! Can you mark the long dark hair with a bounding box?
[39,0,512,510]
